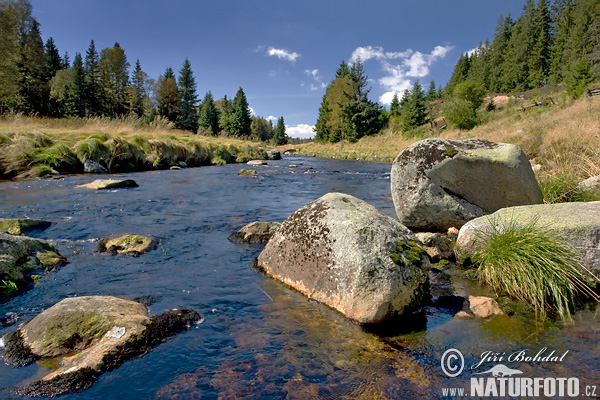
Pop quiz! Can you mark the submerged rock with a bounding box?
[255,192,429,324]
[455,296,505,319]
[228,221,281,244]
[238,169,257,176]
[83,160,108,173]
[0,233,66,299]
[96,234,156,256]
[2,296,201,397]
[0,219,51,236]
[390,138,543,231]
[456,201,600,277]
[77,179,138,190]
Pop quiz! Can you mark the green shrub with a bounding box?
[211,155,226,166]
[74,137,110,163]
[472,215,598,321]
[442,99,479,130]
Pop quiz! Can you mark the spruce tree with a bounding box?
[176,58,198,132]
[199,91,220,136]
[389,92,401,116]
[488,15,514,92]
[18,18,48,114]
[44,37,62,81]
[232,87,252,137]
[549,0,575,82]
[99,43,130,116]
[314,95,331,142]
[528,0,552,87]
[0,0,22,112]
[335,60,350,78]
[402,80,427,132]
[129,59,146,117]
[62,51,70,69]
[502,0,537,91]
[69,52,86,117]
[272,116,287,145]
[84,40,101,115]
[426,80,437,101]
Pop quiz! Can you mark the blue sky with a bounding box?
[31,0,527,138]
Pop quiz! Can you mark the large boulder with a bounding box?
[455,201,600,277]
[391,138,543,231]
[228,221,281,244]
[0,218,51,236]
[255,192,429,324]
[2,296,201,396]
[0,233,66,299]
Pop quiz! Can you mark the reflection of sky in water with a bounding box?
[0,156,597,399]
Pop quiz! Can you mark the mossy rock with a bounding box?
[238,169,257,177]
[96,234,157,256]
[228,221,281,244]
[0,219,51,236]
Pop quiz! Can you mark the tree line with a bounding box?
[445,0,599,98]
[0,0,287,144]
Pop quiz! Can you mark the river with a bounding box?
[0,156,597,399]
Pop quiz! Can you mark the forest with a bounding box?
[314,0,599,143]
[0,0,288,145]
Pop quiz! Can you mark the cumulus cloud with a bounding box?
[286,124,315,139]
[304,69,326,90]
[266,115,278,122]
[265,47,300,62]
[349,44,453,105]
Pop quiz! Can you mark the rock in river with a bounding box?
[0,218,51,236]
[2,296,201,396]
[96,234,156,256]
[390,138,543,231]
[77,179,138,190]
[228,221,281,244]
[0,233,66,299]
[455,201,600,277]
[255,192,430,324]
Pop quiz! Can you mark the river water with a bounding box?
[0,156,597,399]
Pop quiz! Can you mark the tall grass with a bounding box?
[472,215,599,321]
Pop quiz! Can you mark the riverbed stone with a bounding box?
[0,233,66,299]
[266,149,282,160]
[238,169,257,176]
[95,234,156,256]
[77,179,138,190]
[255,192,430,324]
[455,296,505,319]
[455,201,600,277]
[228,221,281,244]
[2,296,201,397]
[247,160,267,166]
[390,138,543,231]
[83,159,108,173]
[414,232,455,261]
[0,219,51,236]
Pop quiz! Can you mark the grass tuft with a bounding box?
[472,215,599,321]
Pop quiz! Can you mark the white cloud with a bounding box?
[248,106,256,116]
[349,44,453,105]
[266,115,277,122]
[266,47,300,62]
[286,124,315,139]
[304,69,326,90]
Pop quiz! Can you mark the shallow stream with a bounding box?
[0,156,597,399]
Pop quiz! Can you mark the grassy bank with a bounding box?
[284,91,600,203]
[0,114,269,179]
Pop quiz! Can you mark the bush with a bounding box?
[442,99,478,130]
[472,215,599,321]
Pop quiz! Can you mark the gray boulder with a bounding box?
[2,296,201,396]
[228,221,281,244]
[579,176,600,194]
[83,160,108,173]
[455,201,600,277]
[255,192,429,324]
[247,160,267,166]
[266,149,282,160]
[0,233,66,299]
[391,138,543,231]
[415,232,455,260]
[77,179,138,190]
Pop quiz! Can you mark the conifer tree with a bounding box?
[199,91,220,136]
[444,54,471,96]
[488,14,514,92]
[69,52,86,117]
[528,0,552,87]
[335,60,350,78]
[272,116,287,145]
[314,95,331,142]
[0,0,22,112]
[231,87,252,136]
[44,37,62,81]
[175,58,198,132]
[549,0,575,82]
[62,51,70,69]
[18,18,47,113]
[402,80,427,132]
[99,42,130,116]
[129,59,146,117]
[389,92,401,116]
[426,80,437,101]
[156,68,179,122]
[502,0,537,91]
[84,40,101,115]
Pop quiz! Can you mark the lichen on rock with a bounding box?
[95,234,157,256]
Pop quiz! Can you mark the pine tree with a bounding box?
[350,57,370,100]
[444,54,471,96]
[129,59,146,117]
[99,42,130,116]
[426,80,438,101]
[44,37,62,81]
[549,0,575,82]
[18,17,48,113]
[272,116,287,145]
[70,52,86,117]
[0,0,22,112]
[175,58,198,132]
[528,0,552,87]
[314,95,331,142]
[402,80,427,132]
[488,14,514,92]
[84,40,101,115]
[156,69,179,122]
[231,87,252,136]
[502,0,537,91]
[389,92,401,116]
[335,60,350,78]
[62,51,70,69]
[199,91,220,136]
